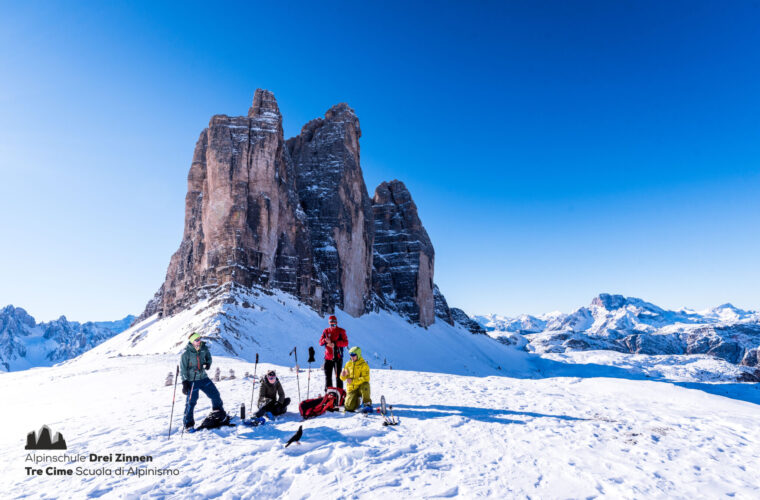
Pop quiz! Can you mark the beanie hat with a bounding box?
[349,346,361,358]
[328,315,338,325]
[189,332,201,343]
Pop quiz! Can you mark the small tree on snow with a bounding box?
[228,369,235,379]
[214,367,221,382]
[165,372,174,386]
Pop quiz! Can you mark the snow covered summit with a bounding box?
[478,293,760,380]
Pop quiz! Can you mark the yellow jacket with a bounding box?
[340,354,370,391]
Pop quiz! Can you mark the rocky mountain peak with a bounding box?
[138,92,457,328]
[371,179,435,327]
[590,293,628,310]
[324,103,361,133]
[1,305,36,329]
[247,88,281,124]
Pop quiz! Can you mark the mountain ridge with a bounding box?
[475,293,760,378]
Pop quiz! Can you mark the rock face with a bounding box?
[141,89,319,320]
[433,284,454,325]
[371,180,436,327]
[140,90,457,328]
[287,103,374,317]
[451,308,487,334]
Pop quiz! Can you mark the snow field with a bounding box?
[1,353,758,499]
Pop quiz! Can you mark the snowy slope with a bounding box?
[80,283,528,377]
[1,349,759,498]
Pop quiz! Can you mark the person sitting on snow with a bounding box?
[180,332,225,430]
[340,346,372,412]
[256,370,290,419]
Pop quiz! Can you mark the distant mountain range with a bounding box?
[0,305,134,371]
[475,293,760,378]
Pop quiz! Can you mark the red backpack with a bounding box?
[299,387,346,419]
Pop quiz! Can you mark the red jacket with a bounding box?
[319,326,348,360]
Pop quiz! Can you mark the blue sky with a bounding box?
[1,1,759,321]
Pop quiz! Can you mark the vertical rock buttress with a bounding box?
[286,104,374,317]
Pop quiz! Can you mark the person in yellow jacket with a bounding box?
[340,346,372,412]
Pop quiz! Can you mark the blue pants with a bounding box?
[183,377,224,427]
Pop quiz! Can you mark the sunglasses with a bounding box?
[350,353,357,357]
[267,374,276,378]
[192,339,201,343]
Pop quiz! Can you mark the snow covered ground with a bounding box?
[1,348,759,499]
[2,287,759,499]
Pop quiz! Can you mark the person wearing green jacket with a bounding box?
[180,332,224,429]
[340,346,372,412]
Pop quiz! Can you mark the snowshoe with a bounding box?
[361,403,374,414]
[243,417,266,427]
[265,412,275,421]
[380,396,399,426]
[185,427,196,434]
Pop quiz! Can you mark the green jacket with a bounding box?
[180,341,212,382]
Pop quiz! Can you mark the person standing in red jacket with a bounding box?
[320,315,349,390]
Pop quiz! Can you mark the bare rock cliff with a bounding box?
[286,103,374,317]
[371,180,435,327]
[138,90,455,329]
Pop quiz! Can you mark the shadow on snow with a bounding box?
[530,356,760,406]
[391,403,589,425]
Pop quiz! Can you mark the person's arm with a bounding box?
[319,331,327,346]
[257,382,268,407]
[336,329,348,348]
[277,381,285,401]
[204,348,212,370]
[179,352,189,382]
[339,363,349,381]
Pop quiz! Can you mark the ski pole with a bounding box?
[249,353,259,416]
[290,346,301,403]
[307,346,315,400]
[181,372,197,438]
[167,365,179,440]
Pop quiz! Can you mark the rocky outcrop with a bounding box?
[139,90,455,328]
[140,89,319,321]
[370,180,435,327]
[433,285,454,325]
[286,103,374,317]
[451,308,487,334]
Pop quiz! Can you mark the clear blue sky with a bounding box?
[1,1,759,322]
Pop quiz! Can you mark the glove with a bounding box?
[182,381,191,395]
[203,363,210,370]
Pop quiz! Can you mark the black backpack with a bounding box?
[197,409,233,430]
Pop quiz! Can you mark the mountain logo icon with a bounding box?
[25,425,67,450]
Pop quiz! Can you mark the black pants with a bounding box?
[324,358,343,390]
[255,397,290,418]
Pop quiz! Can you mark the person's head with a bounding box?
[328,315,338,327]
[189,332,202,349]
[349,346,361,360]
[266,370,277,383]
